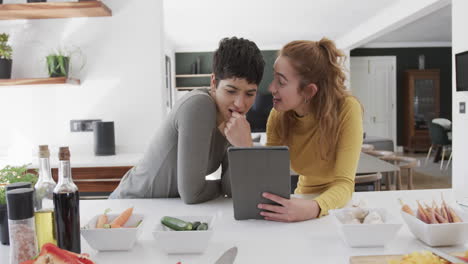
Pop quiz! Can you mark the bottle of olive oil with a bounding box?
[34,145,57,249]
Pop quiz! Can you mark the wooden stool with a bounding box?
[381,156,419,190]
[355,173,382,191]
[361,144,375,153]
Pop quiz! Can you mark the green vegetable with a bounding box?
[161,216,192,231]
[0,164,38,205]
[191,221,201,230]
[196,223,208,231]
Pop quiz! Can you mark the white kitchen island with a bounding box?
[1,189,466,264]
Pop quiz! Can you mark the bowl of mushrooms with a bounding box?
[329,207,403,247]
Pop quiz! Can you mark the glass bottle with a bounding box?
[35,145,56,210]
[35,145,58,250]
[53,147,81,253]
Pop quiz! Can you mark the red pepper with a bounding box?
[20,243,95,264]
[458,256,468,262]
[19,261,35,264]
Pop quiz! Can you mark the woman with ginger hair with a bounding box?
[258,38,363,221]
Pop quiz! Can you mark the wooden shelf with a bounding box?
[0,1,112,20]
[176,74,211,78]
[0,77,80,86]
[176,86,209,91]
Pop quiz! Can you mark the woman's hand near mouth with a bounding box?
[224,111,253,147]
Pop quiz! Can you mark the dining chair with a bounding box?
[427,122,451,170]
[355,173,382,191]
[380,156,419,190]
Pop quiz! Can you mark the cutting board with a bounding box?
[350,252,465,264]
[350,255,403,264]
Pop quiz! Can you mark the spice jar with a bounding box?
[7,188,38,264]
[0,182,32,246]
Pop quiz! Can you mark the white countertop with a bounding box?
[1,189,466,263]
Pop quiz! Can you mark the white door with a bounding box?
[350,56,396,146]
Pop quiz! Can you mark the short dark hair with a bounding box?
[212,37,265,87]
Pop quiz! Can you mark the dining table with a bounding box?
[1,188,466,264]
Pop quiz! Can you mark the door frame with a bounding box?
[350,56,397,150]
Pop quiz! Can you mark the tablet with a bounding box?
[228,146,291,220]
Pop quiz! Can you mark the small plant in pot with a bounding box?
[46,46,85,79]
[0,165,38,245]
[47,52,70,78]
[0,33,13,79]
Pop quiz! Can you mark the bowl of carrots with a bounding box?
[400,198,468,246]
[81,207,144,251]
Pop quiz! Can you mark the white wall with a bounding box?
[452,0,468,202]
[0,0,166,159]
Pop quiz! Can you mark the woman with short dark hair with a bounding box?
[110,37,265,203]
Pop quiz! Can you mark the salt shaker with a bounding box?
[0,182,32,246]
[7,188,38,264]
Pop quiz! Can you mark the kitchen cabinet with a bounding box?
[402,69,440,152]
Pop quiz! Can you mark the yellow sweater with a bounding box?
[266,97,363,217]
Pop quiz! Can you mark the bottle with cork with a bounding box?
[34,145,57,249]
[53,147,81,253]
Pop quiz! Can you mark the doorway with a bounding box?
[350,56,397,148]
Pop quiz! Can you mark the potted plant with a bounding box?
[46,46,85,79]
[47,52,70,78]
[0,164,38,245]
[0,33,13,79]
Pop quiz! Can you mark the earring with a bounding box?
[304,98,309,104]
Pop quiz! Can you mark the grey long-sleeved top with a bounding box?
[109,89,232,203]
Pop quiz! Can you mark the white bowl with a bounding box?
[153,215,214,254]
[81,213,144,251]
[330,208,402,247]
[401,206,468,246]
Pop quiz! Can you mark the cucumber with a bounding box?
[191,221,201,230]
[161,216,193,231]
[196,223,208,231]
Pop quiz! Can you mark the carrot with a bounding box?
[399,199,414,216]
[417,200,431,223]
[425,207,437,224]
[109,207,134,228]
[441,194,453,223]
[96,208,111,228]
[434,211,448,223]
[417,207,429,223]
[448,206,463,223]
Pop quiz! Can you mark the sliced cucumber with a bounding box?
[196,223,208,231]
[191,221,201,230]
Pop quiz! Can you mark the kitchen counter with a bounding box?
[0,152,143,169]
[1,189,466,263]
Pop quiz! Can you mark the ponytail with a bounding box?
[278,38,358,161]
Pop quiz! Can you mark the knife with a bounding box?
[214,246,238,264]
[425,246,468,264]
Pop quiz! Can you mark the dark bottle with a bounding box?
[53,147,81,253]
